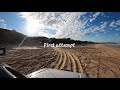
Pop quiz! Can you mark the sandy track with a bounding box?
[59,51,67,70]
[1,44,119,78]
[52,47,84,73]
[54,48,63,69]
[67,52,76,72]
[0,47,56,75]
[75,44,120,78]
[66,53,72,71]
[71,54,84,73]
[94,45,120,77]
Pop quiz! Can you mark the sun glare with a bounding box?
[26,19,45,36]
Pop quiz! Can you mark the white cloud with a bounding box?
[109,21,116,28]
[90,12,101,22]
[115,28,120,31]
[116,20,120,25]
[91,26,99,33]
[109,20,120,28]
[18,12,120,40]
[18,12,88,39]
[0,19,5,22]
[0,18,7,29]
[99,21,108,31]
[80,21,108,36]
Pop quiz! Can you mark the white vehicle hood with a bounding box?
[27,68,87,78]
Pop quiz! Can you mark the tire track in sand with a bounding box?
[63,52,72,71]
[52,47,84,74]
[71,54,84,73]
[50,51,60,68]
[66,52,76,72]
[59,51,67,70]
[54,48,63,69]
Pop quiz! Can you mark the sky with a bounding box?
[0,12,120,43]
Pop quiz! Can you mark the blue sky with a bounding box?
[0,12,25,33]
[0,12,120,43]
